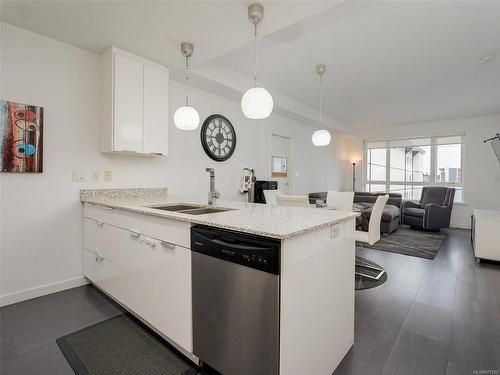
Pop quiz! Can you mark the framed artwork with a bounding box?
[0,100,43,173]
[271,156,287,177]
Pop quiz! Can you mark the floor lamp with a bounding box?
[351,160,358,191]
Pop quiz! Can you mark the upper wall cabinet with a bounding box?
[101,47,169,156]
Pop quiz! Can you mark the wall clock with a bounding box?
[200,114,237,162]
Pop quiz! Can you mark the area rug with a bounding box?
[355,256,388,290]
[57,314,198,375]
[358,225,447,260]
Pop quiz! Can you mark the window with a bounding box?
[364,135,463,202]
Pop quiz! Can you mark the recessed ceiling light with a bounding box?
[479,52,496,63]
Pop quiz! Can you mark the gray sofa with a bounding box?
[401,187,455,231]
[308,191,402,234]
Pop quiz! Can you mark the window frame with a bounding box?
[363,135,465,202]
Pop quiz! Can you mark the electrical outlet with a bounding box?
[104,170,112,182]
[330,223,340,238]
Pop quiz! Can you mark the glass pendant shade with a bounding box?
[241,87,274,119]
[174,105,200,130]
[312,129,331,146]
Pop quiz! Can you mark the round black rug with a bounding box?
[355,256,388,290]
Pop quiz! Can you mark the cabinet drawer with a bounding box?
[83,249,122,302]
[84,203,124,225]
[84,217,141,268]
[84,203,190,248]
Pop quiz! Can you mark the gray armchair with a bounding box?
[401,187,455,231]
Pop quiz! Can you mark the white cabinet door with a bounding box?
[83,248,99,282]
[149,242,193,351]
[114,53,144,153]
[143,64,169,155]
[121,233,152,320]
[83,249,122,302]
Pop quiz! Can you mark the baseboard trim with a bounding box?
[450,224,471,230]
[0,276,90,307]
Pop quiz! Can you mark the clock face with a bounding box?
[200,114,237,162]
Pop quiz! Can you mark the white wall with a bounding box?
[165,80,348,201]
[0,23,348,305]
[357,114,500,228]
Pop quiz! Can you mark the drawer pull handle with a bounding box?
[140,238,156,248]
[160,241,175,249]
[95,250,104,263]
[96,220,104,227]
[129,230,140,238]
[104,206,115,210]
[87,202,95,206]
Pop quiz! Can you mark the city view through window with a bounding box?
[365,136,463,202]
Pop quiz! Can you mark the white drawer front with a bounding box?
[84,202,122,225]
[84,217,140,268]
[83,249,122,302]
[83,203,190,248]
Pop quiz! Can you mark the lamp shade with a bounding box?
[174,105,200,130]
[312,129,331,146]
[241,87,273,119]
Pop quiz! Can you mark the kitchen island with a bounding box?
[81,188,358,375]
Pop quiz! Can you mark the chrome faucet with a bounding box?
[206,168,221,205]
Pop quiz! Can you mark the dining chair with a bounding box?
[326,191,355,211]
[276,194,310,207]
[263,189,281,205]
[354,194,389,280]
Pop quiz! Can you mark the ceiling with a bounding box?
[215,1,500,127]
[2,1,500,129]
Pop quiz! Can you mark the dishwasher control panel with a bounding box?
[191,225,280,275]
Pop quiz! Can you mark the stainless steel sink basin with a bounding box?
[149,204,204,212]
[181,207,234,215]
[147,204,234,215]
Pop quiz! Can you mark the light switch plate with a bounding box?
[72,170,86,182]
[330,223,341,238]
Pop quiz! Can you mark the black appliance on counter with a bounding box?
[253,180,278,204]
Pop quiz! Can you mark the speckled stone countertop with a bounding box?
[80,188,359,240]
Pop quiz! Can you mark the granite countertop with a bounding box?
[80,188,359,240]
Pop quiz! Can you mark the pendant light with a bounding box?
[241,3,274,120]
[174,42,200,130]
[312,64,331,146]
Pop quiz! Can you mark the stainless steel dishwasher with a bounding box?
[191,225,280,375]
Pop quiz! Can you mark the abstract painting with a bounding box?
[0,100,43,173]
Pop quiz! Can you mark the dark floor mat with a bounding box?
[57,314,198,375]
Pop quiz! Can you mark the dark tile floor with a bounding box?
[335,228,500,375]
[1,228,499,375]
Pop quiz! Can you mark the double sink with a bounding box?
[147,203,234,216]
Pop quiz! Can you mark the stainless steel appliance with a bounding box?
[191,225,280,375]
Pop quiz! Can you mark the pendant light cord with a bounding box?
[253,23,258,87]
[185,55,190,106]
[319,73,323,123]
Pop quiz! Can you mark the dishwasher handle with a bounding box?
[191,225,280,275]
[204,236,274,252]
